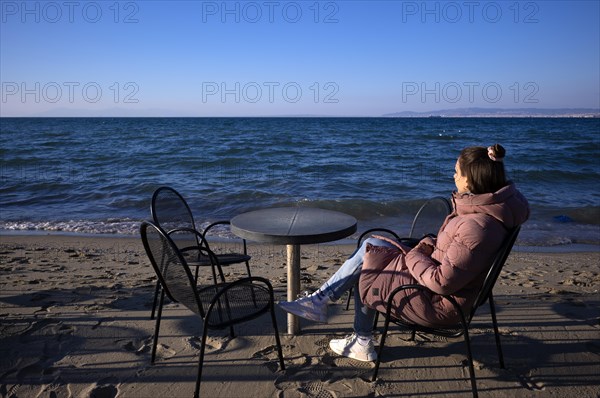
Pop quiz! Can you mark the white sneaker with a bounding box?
[278,294,328,323]
[329,333,377,362]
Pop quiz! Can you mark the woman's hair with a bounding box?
[458,143,507,194]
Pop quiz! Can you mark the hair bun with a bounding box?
[487,144,505,162]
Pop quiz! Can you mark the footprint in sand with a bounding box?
[18,319,70,343]
[300,381,337,398]
[315,337,330,351]
[39,367,61,384]
[2,383,22,398]
[35,375,71,398]
[186,335,229,354]
[255,353,283,374]
[309,365,334,382]
[251,345,295,373]
[317,335,374,381]
[462,358,485,371]
[120,337,152,355]
[252,345,279,360]
[256,344,310,373]
[320,348,374,383]
[92,318,115,330]
[16,362,45,384]
[324,354,374,372]
[154,344,177,359]
[274,367,338,397]
[0,321,33,338]
[516,372,545,391]
[85,377,119,398]
[83,304,108,314]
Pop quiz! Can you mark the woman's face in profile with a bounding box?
[454,160,469,193]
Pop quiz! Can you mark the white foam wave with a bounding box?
[0,219,142,235]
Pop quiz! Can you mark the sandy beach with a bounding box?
[0,234,598,398]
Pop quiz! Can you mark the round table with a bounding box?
[230,207,357,334]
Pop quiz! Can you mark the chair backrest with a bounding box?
[140,221,204,317]
[151,186,196,230]
[469,226,521,320]
[151,186,201,250]
[409,196,452,238]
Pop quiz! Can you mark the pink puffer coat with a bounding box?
[358,183,529,327]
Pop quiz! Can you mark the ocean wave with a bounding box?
[0,219,142,236]
[1,216,598,250]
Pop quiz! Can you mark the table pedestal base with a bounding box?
[287,244,301,335]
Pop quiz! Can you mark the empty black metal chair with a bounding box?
[406,195,453,245]
[346,196,452,310]
[371,226,521,398]
[150,186,252,319]
[140,221,285,398]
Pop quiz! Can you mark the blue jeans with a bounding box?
[320,237,396,337]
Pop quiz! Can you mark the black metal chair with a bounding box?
[140,221,285,398]
[150,186,252,319]
[406,195,453,243]
[345,196,452,310]
[371,226,521,398]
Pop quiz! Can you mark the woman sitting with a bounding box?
[279,144,529,362]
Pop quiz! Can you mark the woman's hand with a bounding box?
[415,236,435,256]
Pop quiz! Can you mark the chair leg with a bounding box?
[488,294,505,368]
[219,288,236,338]
[151,290,165,364]
[247,262,258,309]
[209,261,227,285]
[372,312,393,381]
[210,264,218,284]
[270,303,286,371]
[245,260,252,278]
[194,324,210,398]
[462,327,478,398]
[194,265,200,284]
[345,287,353,310]
[373,312,379,331]
[150,280,161,320]
[212,294,235,338]
[243,240,250,278]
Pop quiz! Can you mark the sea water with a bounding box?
[1,117,598,249]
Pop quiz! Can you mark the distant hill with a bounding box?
[382,108,600,118]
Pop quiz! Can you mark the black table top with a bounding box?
[230,207,357,245]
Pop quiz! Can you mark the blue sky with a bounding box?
[1,0,599,116]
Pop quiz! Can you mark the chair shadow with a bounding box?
[366,292,600,395]
[0,283,286,398]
